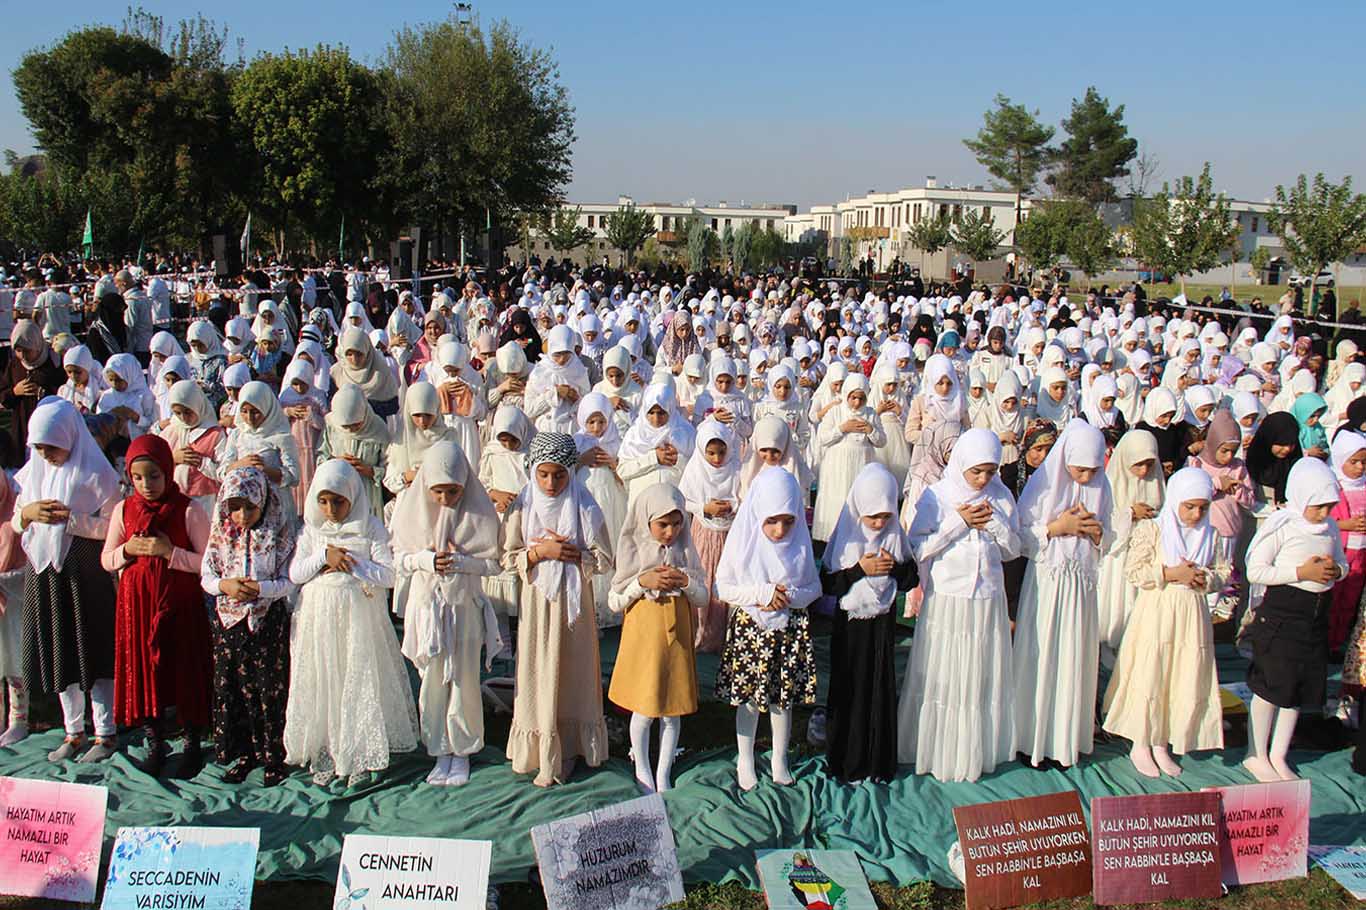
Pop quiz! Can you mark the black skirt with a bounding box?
[826,609,898,782]
[23,536,117,694]
[1245,584,1329,710]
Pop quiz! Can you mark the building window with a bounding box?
[982,206,990,219]
[767,219,774,230]
[953,204,962,221]
[711,218,718,230]
[600,214,609,229]
[586,215,594,228]
[914,203,922,223]
[1251,216,1259,232]
[725,218,731,228]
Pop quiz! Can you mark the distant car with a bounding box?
[1288,270,1334,288]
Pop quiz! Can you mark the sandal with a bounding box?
[47,735,85,763]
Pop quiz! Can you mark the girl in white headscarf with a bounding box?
[905,353,970,457]
[593,345,642,437]
[393,441,502,787]
[1103,466,1227,778]
[385,382,457,499]
[155,380,228,513]
[503,433,613,787]
[222,380,302,517]
[618,382,697,507]
[820,462,915,783]
[813,375,886,541]
[869,362,912,488]
[739,415,812,506]
[607,483,706,794]
[285,459,417,784]
[1324,362,1365,437]
[15,397,122,762]
[476,405,533,623]
[988,370,1027,482]
[754,364,812,470]
[98,352,158,438]
[525,324,591,434]
[1097,430,1165,665]
[573,392,626,629]
[1030,366,1077,426]
[714,467,821,791]
[486,340,530,417]
[279,361,326,516]
[58,344,108,414]
[1012,419,1113,768]
[899,429,1020,782]
[677,352,708,417]
[692,354,754,440]
[428,340,487,466]
[319,384,390,519]
[331,327,401,420]
[679,418,742,653]
[966,367,991,428]
[1242,456,1346,781]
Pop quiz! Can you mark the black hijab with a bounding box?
[498,308,543,362]
[1246,411,1302,505]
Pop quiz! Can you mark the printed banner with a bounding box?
[531,793,684,910]
[1091,792,1222,905]
[333,835,491,910]
[755,849,877,910]
[1206,780,1310,885]
[0,775,108,903]
[953,791,1093,910]
[1309,845,1366,900]
[102,827,260,910]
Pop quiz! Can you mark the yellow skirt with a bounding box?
[608,595,699,718]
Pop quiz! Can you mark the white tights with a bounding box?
[629,713,682,792]
[735,704,793,790]
[1246,695,1300,780]
[57,680,115,738]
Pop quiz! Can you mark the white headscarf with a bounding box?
[574,391,622,458]
[714,466,818,631]
[1247,456,1341,571]
[1331,430,1366,493]
[1082,373,1120,428]
[1157,467,1216,568]
[679,418,741,530]
[921,353,964,424]
[822,462,910,618]
[619,382,697,460]
[302,458,372,543]
[16,397,120,571]
[1017,419,1112,569]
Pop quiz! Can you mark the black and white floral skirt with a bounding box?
[715,608,816,711]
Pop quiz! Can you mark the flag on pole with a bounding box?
[81,209,94,259]
[338,215,345,258]
[240,212,252,262]
[136,236,145,268]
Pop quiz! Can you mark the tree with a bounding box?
[837,235,854,276]
[1065,212,1117,287]
[1125,150,1161,200]
[950,208,1006,266]
[685,219,717,271]
[604,204,656,266]
[1016,200,1084,272]
[231,47,386,251]
[1131,163,1239,296]
[1269,173,1366,311]
[732,221,757,272]
[719,223,734,267]
[752,227,785,269]
[543,206,594,255]
[382,17,574,243]
[1047,87,1138,205]
[1249,245,1272,283]
[963,94,1054,235]
[906,213,954,256]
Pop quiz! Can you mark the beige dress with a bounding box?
[502,505,613,786]
[1101,521,1227,753]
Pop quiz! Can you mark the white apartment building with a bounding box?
[509,195,795,262]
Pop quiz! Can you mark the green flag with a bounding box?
[240,212,252,262]
[81,209,93,259]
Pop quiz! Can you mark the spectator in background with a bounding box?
[115,269,154,366]
[35,271,72,340]
[147,267,173,333]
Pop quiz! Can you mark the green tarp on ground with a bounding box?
[0,634,1360,889]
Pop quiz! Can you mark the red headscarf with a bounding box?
[123,434,190,535]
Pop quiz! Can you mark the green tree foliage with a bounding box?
[1065,211,1117,283]
[604,204,656,265]
[719,223,734,266]
[1016,199,1112,276]
[752,227,786,269]
[950,208,1006,264]
[837,235,854,275]
[963,94,1054,229]
[905,213,954,256]
[1131,163,1239,295]
[686,219,718,271]
[381,17,574,239]
[1249,244,1272,279]
[1269,173,1366,286]
[231,47,386,250]
[732,221,757,272]
[1047,87,1138,205]
[543,206,594,255]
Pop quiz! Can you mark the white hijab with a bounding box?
[678,417,741,530]
[822,462,910,618]
[1157,467,1216,568]
[714,466,818,631]
[619,382,697,460]
[1017,419,1112,570]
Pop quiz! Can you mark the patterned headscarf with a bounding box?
[204,466,296,631]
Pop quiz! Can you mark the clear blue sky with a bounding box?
[1,0,1362,210]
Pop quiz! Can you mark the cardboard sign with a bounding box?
[102,827,260,910]
[333,835,490,910]
[952,791,1093,910]
[0,775,108,903]
[530,793,683,910]
[755,849,877,910]
[1091,792,1222,906]
[1309,845,1366,900]
[1206,780,1310,885]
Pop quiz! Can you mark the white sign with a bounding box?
[333,835,491,910]
[531,793,684,910]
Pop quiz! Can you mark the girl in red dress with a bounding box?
[101,434,213,778]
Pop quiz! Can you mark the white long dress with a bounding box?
[898,486,1020,781]
[578,460,627,628]
[1012,516,1112,767]
[1097,515,1154,666]
[477,445,528,619]
[812,407,886,541]
[873,400,912,489]
[284,517,419,781]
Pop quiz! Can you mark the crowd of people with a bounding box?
[0,251,1361,802]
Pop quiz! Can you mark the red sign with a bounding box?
[953,791,1093,910]
[1091,792,1223,906]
